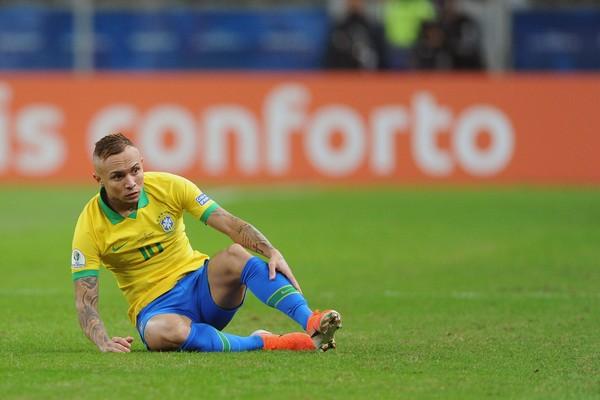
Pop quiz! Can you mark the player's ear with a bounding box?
[92,173,102,185]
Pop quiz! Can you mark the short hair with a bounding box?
[93,133,135,161]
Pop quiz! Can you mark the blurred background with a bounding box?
[0,0,599,72]
[0,0,599,185]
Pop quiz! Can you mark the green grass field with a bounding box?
[1,185,599,399]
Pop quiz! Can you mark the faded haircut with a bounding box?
[93,133,135,161]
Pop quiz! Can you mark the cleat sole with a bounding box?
[313,310,342,352]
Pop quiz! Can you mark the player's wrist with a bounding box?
[97,343,109,352]
[95,336,112,351]
[268,248,282,259]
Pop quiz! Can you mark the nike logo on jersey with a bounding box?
[112,241,128,252]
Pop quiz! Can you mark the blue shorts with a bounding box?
[136,260,243,347]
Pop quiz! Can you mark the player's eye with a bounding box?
[132,166,140,174]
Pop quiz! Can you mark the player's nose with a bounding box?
[125,174,137,189]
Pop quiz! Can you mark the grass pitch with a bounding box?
[0,185,599,399]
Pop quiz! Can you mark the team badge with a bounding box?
[71,249,86,268]
[195,193,211,206]
[157,212,175,233]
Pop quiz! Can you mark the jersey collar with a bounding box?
[98,187,150,225]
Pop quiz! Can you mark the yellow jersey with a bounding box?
[70,172,219,324]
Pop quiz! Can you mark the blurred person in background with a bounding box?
[410,19,452,69]
[411,0,483,70]
[324,0,388,70]
[383,0,436,68]
[439,0,484,70]
[71,133,342,353]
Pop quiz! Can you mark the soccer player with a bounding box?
[71,133,341,353]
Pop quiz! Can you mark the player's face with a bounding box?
[94,146,144,208]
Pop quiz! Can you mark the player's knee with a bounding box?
[209,244,251,280]
[224,244,251,272]
[226,243,250,261]
[145,318,191,351]
[168,323,191,344]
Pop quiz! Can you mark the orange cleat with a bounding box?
[252,330,316,351]
[306,310,342,352]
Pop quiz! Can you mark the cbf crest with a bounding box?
[157,212,176,233]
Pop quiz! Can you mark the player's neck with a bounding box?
[110,200,137,217]
[101,188,137,217]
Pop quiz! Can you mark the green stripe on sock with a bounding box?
[272,291,299,308]
[266,285,298,308]
[216,331,231,352]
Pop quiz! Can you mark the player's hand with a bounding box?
[99,336,134,353]
[268,250,302,293]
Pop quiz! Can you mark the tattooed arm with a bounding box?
[206,207,302,292]
[74,276,134,352]
[207,207,275,257]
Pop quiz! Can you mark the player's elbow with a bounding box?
[74,294,95,313]
[75,299,87,315]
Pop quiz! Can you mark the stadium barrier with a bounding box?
[0,7,328,70]
[0,74,598,184]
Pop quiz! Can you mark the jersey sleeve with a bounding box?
[71,213,101,281]
[173,175,219,224]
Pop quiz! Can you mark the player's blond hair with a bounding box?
[93,133,135,161]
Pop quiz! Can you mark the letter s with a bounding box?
[16,105,65,175]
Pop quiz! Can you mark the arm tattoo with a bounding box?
[74,277,109,348]
[230,216,273,256]
[209,208,276,256]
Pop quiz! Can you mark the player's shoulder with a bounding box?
[144,171,197,191]
[143,171,197,203]
[75,193,102,226]
[143,171,187,186]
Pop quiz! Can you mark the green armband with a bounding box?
[200,203,219,224]
[72,270,99,281]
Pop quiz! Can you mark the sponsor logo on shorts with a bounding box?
[71,249,86,268]
[196,193,211,206]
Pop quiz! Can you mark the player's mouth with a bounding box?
[126,191,139,200]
